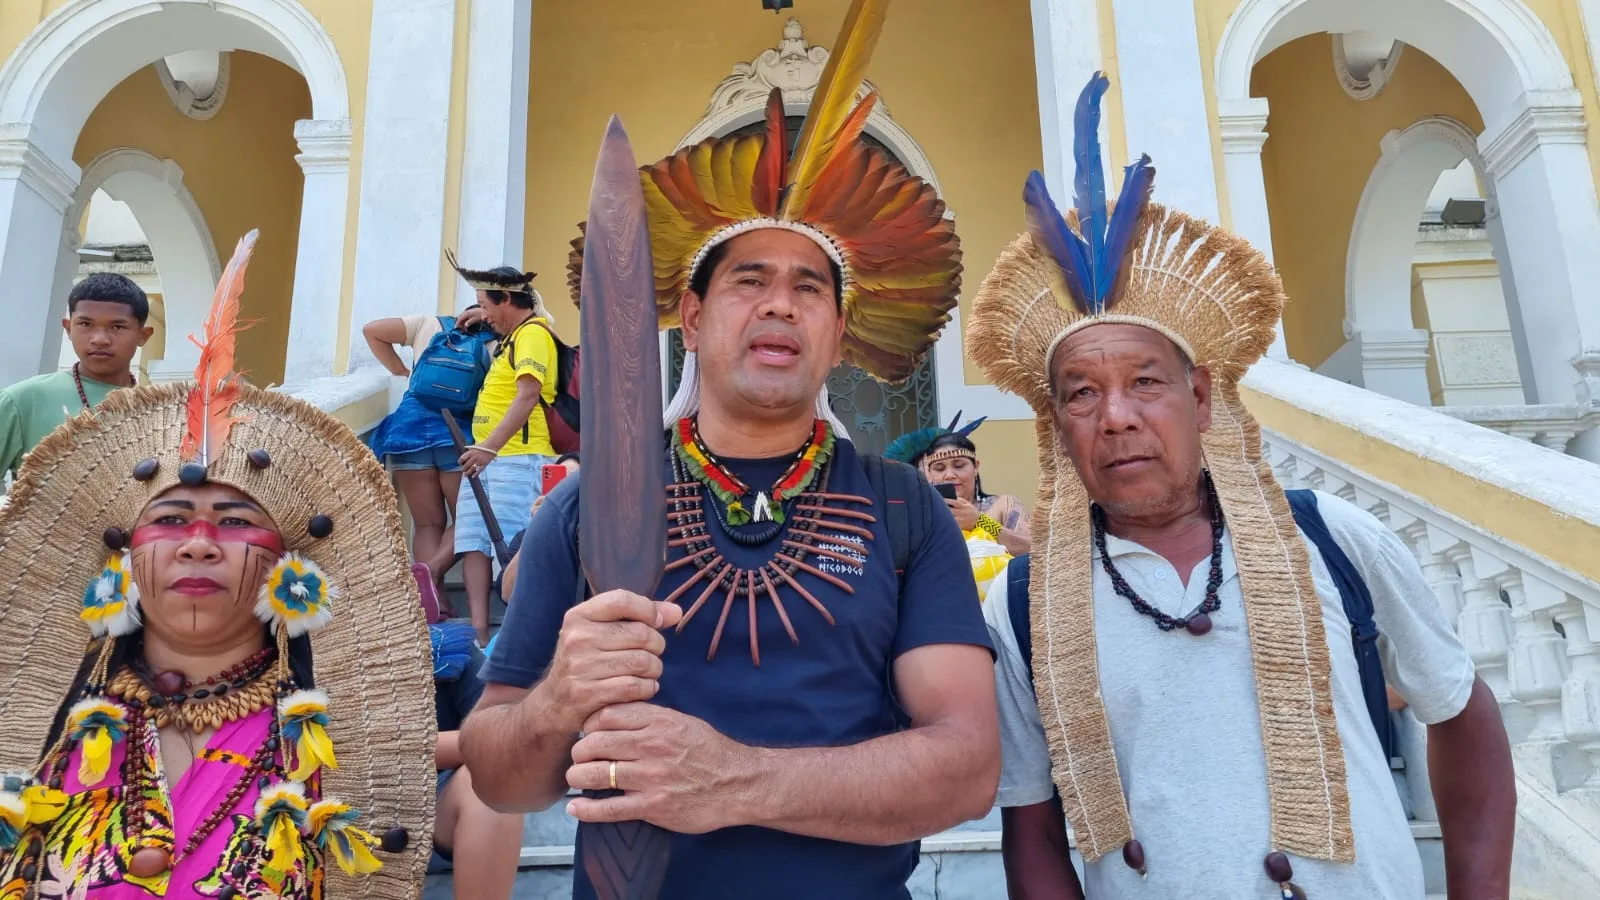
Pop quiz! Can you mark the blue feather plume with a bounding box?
[1024,72,1156,316]
[954,415,987,439]
[430,621,477,680]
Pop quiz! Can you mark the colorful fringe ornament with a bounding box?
[80,550,141,638]
[66,698,128,787]
[278,690,337,780]
[307,799,383,875]
[255,553,335,638]
[672,418,834,525]
[254,781,309,872]
[0,777,66,851]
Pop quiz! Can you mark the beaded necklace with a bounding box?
[672,417,834,525]
[1091,470,1226,636]
[71,362,134,409]
[30,653,300,899]
[664,443,876,666]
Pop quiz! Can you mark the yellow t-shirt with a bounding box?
[471,317,558,456]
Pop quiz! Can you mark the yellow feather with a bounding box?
[78,729,112,787]
[332,830,384,875]
[780,0,889,220]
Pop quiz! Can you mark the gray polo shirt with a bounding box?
[984,490,1475,899]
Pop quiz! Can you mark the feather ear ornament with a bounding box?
[1024,72,1155,317]
[182,230,260,466]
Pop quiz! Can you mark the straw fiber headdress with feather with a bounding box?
[566,0,961,384]
[968,74,1352,866]
[0,232,436,898]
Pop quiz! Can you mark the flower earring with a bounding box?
[81,550,141,638]
[255,552,336,637]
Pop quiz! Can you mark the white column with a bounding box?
[348,0,459,368]
[0,124,77,387]
[283,118,353,381]
[1110,0,1220,223]
[1217,98,1289,360]
[454,0,532,311]
[1029,0,1105,204]
[1480,96,1600,410]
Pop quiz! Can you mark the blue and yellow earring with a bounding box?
[255,552,336,638]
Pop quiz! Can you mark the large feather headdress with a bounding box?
[968,75,1353,867]
[566,0,961,384]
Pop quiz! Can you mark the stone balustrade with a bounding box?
[1261,429,1600,855]
[1435,402,1599,454]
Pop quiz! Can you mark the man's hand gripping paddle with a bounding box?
[576,116,670,899]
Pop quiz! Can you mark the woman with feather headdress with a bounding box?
[0,233,438,899]
[885,413,1031,600]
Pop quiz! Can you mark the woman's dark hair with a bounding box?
[483,267,537,310]
[923,432,990,502]
[687,238,844,306]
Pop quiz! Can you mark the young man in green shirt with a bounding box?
[0,273,153,480]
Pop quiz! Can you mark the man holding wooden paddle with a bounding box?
[460,3,999,898]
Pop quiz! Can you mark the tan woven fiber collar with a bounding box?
[968,206,1354,864]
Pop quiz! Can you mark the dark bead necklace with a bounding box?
[1092,470,1225,636]
[72,362,133,408]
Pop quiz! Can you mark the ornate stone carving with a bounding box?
[701,18,882,117]
[677,17,944,201]
[1333,34,1404,101]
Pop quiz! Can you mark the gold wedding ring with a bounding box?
[608,761,618,791]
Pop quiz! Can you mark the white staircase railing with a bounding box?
[1246,359,1600,896]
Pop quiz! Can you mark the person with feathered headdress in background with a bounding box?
[885,412,1031,601]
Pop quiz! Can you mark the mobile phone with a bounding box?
[934,482,959,501]
[541,464,569,496]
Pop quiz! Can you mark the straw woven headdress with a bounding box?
[566,0,961,426]
[0,233,435,897]
[968,75,1352,866]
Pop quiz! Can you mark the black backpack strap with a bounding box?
[1006,555,1035,685]
[1286,489,1398,761]
[860,454,927,577]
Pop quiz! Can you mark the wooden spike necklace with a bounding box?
[668,417,875,665]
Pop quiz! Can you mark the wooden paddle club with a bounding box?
[576,116,671,899]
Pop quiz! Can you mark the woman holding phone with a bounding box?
[886,416,1030,602]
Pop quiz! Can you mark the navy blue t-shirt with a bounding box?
[482,438,991,900]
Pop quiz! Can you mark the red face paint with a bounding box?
[131,520,285,555]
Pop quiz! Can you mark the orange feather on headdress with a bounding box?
[181,229,259,464]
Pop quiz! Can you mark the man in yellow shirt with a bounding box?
[449,260,559,646]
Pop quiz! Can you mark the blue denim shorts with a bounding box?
[386,446,461,473]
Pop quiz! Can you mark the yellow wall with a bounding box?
[1251,34,1482,368]
[75,52,311,385]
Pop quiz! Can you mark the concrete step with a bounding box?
[423,811,1464,900]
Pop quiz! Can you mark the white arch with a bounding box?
[1215,0,1572,131]
[0,0,348,162]
[1346,117,1488,334]
[66,149,222,379]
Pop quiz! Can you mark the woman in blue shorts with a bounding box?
[364,307,489,618]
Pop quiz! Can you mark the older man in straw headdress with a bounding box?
[967,74,1515,900]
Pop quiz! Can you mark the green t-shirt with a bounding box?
[0,370,121,480]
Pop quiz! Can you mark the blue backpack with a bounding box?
[1005,489,1397,761]
[409,316,496,415]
